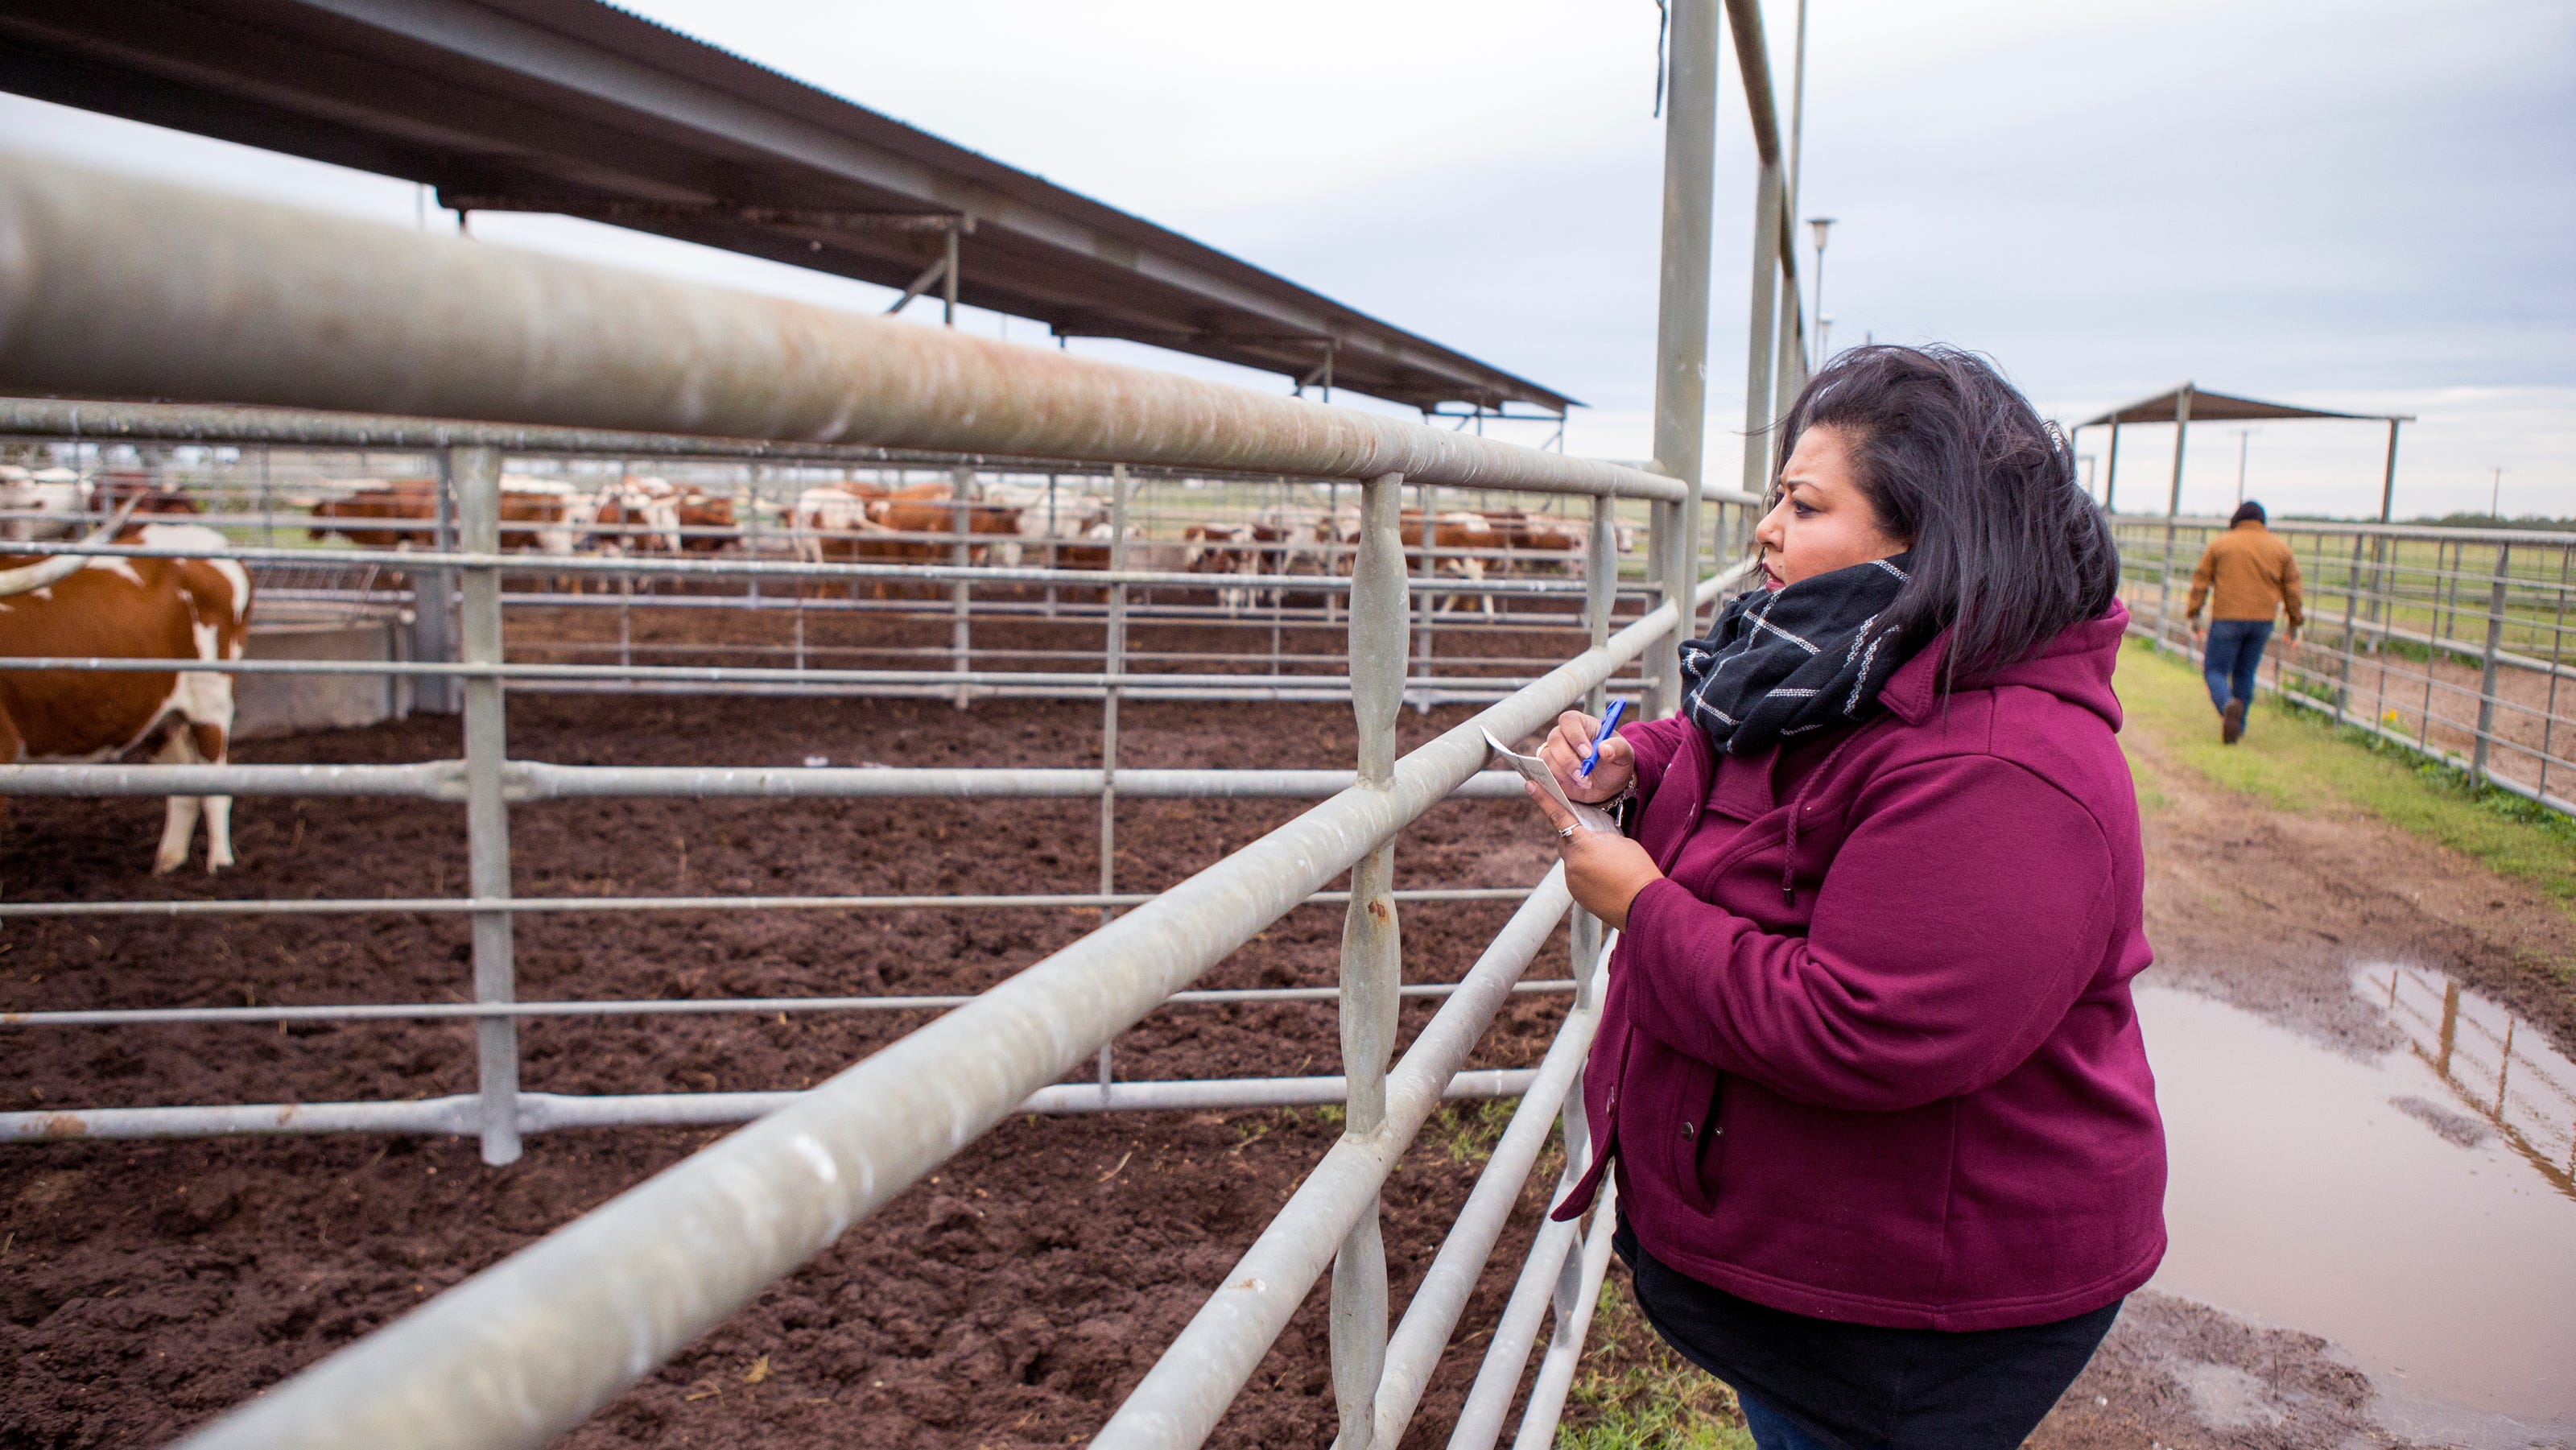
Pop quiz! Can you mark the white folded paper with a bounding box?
[1481,726,1623,836]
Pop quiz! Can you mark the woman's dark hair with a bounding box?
[2231,500,2267,525]
[1772,344,2120,687]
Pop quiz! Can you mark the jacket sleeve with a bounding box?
[1618,714,1697,804]
[2279,542,2305,630]
[1616,754,2118,1113]
[2185,543,2218,622]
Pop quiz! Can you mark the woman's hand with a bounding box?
[1522,782,1663,931]
[1537,710,1636,803]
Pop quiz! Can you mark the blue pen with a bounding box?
[1577,699,1628,778]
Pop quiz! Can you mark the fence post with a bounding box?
[2474,540,2512,784]
[1332,469,1408,1450]
[452,444,520,1167]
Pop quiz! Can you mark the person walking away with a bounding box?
[1523,346,2162,1450]
[2185,500,2302,743]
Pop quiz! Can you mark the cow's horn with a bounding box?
[0,495,149,599]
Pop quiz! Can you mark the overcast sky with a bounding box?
[4,0,2569,518]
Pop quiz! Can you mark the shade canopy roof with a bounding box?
[0,0,1576,415]
[2079,385,2411,428]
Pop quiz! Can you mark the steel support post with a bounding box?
[1648,0,1719,715]
[2378,419,2402,523]
[2103,421,2121,513]
[452,444,520,1166]
[1741,157,1785,502]
[2157,386,2194,645]
[1098,465,1132,1094]
[1332,471,1409,1450]
[942,221,960,329]
[2474,542,2512,783]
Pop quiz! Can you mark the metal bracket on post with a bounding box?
[452,444,520,1166]
[1331,470,1408,1450]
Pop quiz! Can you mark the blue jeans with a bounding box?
[2202,618,2273,713]
[1741,1390,1843,1449]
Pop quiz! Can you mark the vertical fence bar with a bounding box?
[451,444,521,1167]
[745,463,762,611]
[952,469,974,708]
[2541,547,2569,801]
[2474,541,2512,783]
[1097,464,1132,1096]
[2336,532,2365,722]
[415,451,460,715]
[1414,482,1438,713]
[1331,470,1409,1450]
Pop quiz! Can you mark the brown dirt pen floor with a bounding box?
[3,608,2570,1449]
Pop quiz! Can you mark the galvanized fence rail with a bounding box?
[0,0,1806,1437]
[2113,514,2576,814]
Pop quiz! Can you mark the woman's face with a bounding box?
[1752,424,1910,590]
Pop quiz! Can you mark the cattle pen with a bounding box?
[0,2,1826,1446]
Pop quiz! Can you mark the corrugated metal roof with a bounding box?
[0,0,1577,415]
[2079,385,2410,428]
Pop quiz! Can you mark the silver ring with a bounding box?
[1557,824,1578,841]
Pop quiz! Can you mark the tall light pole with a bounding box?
[2491,466,2506,521]
[1818,314,1834,360]
[2234,428,2257,506]
[1807,217,1835,361]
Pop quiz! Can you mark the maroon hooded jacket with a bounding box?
[1551,604,2165,1332]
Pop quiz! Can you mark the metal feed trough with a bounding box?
[0,2,1818,1444]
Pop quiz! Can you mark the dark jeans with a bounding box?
[2201,618,2273,713]
[1614,1217,2120,1450]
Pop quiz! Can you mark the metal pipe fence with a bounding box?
[0,1,1810,1437]
[2114,514,2576,813]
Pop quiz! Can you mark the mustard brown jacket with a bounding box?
[2186,522,2303,628]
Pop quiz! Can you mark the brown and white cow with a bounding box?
[0,514,253,873]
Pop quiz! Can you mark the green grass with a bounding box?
[1426,1098,1518,1166]
[2116,638,2576,907]
[1556,1281,1755,1450]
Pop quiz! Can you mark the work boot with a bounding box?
[2221,699,2247,745]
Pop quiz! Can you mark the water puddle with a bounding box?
[2140,966,2576,1446]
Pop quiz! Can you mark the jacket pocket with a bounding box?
[1646,1047,1719,1217]
[1690,1072,1728,1208]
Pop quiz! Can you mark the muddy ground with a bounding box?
[5,609,2572,1448]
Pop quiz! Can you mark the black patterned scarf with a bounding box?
[1678,551,1916,757]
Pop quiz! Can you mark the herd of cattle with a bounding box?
[300,472,1618,611]
[0,461,1628,874]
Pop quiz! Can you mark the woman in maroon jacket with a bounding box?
[1524,346,2163,1450]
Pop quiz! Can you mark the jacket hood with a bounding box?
[1877,602,2129,733]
